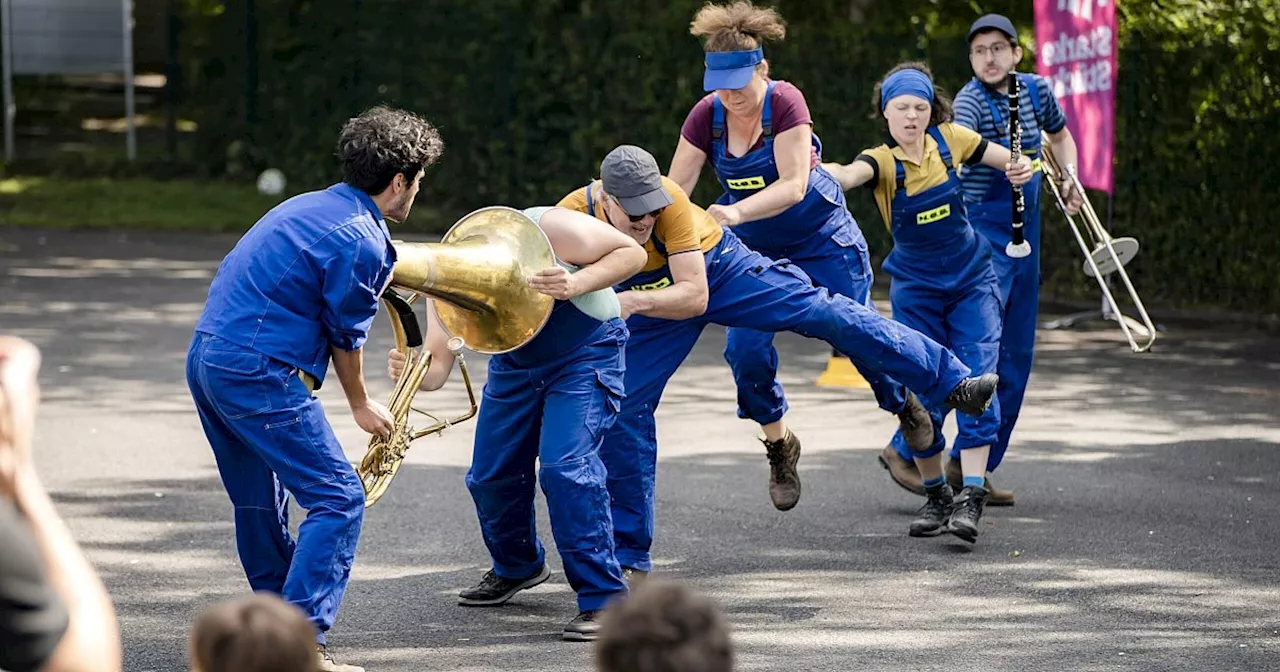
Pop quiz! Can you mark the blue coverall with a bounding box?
[186,183,394,643]
[883,128,1003,461]
[707,80,916,424]
[463,207,629,613]
[579,189,974,572]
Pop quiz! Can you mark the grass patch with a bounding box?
[0,176,290,233]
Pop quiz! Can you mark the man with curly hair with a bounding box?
[186,105,444,672]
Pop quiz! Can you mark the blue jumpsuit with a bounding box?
[186,183,395,644]
[582,189,975,572]
[709,81,914,423]
[463,208,628,614]
[884,128,1003,460]
[955,74,1047,473]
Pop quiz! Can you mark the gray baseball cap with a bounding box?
[600,145,674,217]
[967,13,1017,43]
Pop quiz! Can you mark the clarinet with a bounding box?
[1005,72,1032,258]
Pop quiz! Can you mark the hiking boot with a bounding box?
[563,610,603,642]
[947,486,990,543]
[457,565,552,606]
[945,459,1015,507]
[622,566,649,587]
[945,373,999,416]
[897,392,935,455]
[762,429,801,511]
[909,482,955,537]
[316,645,364,672]
[878,445,924,496]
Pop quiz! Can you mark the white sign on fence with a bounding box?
[2,0,136,161]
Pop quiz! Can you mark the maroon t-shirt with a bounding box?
[680,80,815,161]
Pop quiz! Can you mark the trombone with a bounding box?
[1039,132,1157,353]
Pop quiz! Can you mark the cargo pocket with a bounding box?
[830,224,872,288]
[584,368,625,439]
[201,348,275,420]
[744,256,815,293]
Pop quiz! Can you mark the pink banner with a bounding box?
[1034,0,1116,193]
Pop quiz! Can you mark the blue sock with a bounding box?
[963,475,985,489]
[923,475,945,489]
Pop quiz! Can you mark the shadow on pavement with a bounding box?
[52,433,1280,672]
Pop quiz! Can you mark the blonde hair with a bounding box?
[690,1,786,52]
[188,594,319,672]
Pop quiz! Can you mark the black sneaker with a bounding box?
[897,392,935,454]
[457,565,552,606]
[563,610,603,642]
[947,486,990,543]
[909,482,954,537]
[762,430,802,511]
[945,374,999,416]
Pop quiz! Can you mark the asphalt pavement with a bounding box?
[2,227,1278,672]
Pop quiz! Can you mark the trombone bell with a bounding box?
[358,206,557,507]
[1084,236,1139,278]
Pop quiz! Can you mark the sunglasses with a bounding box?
[610,195,664,222]
[626,207,665,222]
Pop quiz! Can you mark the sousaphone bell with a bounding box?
[358,206,556,507]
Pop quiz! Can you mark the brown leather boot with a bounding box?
[945,459,1014,506]
[897,392,935,455]
[762,429,801,510]
[878,445,924,496]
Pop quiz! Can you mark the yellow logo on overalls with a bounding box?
[916,204,951,225]
[630,277,673,291]
[726,176,767,190]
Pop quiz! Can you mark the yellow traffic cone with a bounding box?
[815,352,870,389]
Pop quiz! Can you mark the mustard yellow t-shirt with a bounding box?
[556,176,722,273]
[856,122,989,230]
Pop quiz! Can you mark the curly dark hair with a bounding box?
[336,105,444,195]
[595,580,733,672]
[870,61,954,135]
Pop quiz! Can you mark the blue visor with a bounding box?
[703,48,763,91]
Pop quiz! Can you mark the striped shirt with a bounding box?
[953,72,1067,204]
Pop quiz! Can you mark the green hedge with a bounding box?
[175,0,1280,313]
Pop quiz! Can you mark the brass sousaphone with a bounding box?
[358,206,556,507]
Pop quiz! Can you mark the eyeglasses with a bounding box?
[626,207,664,222]
[611,195,664,221]
[970,42,1011,59]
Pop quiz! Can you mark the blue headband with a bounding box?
[880,69,934,111]
[703,48,764,91]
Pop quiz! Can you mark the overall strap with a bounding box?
[929,126,958,173]
[761,80,777,139]
[981,74,1044,150]
[1022,73,1044,152]
[584,183,596,216]
[1023,73,1043,123]
[982,80,1006,139]
[894,158,907,193]
[650,232,668,256]
[711,95,726,141]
